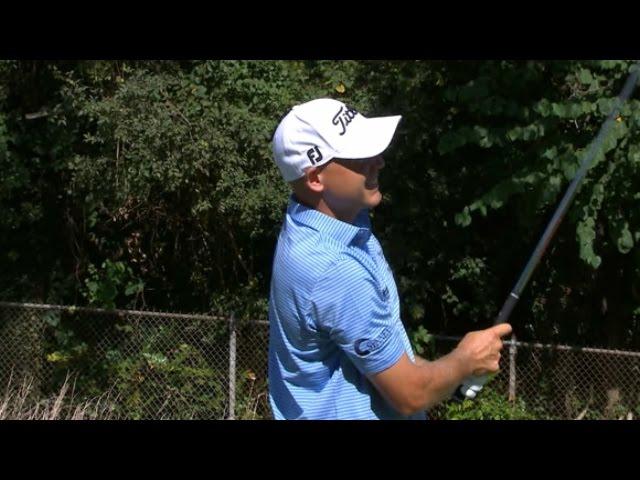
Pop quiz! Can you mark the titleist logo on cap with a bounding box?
[332,106,358,136]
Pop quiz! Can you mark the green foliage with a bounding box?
[441,61,639,277]
[40,309,233,419]
[104,342,226,420]
[2,59,640,361]
[82,260,144,309]
[441,387,536,420]
[410,325,434,356]
[0,60,382,314]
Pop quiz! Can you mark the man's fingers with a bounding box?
[491,323,513,338]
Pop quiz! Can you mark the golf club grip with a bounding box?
[453,375,489,401]
[494,293,519,326]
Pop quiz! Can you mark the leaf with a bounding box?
[577,216,602,269]
[409,303,425,320]
[46,351,70,363]
[536,98,552,117]
[43,311,61,327]
[455,207,472,227]
[410,325,432,355]
[551,103,566,117]
[610,219,635,254]
[597,98,615,116]
[88,210,98,228]
[125,280,144,296]
[629,145,640,164]
[617,227,634,254]
[86,280,98,294]
[542,146,558,160]
[143,352,168,365]
[507,126,522,141]
[115,324,134,333]
[560,155,579,180]
[577,69,594,86]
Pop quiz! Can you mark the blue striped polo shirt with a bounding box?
[268,194,426,420]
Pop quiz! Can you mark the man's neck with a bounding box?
[293,194,360,225]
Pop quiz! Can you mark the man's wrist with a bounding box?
[446,347,473,381]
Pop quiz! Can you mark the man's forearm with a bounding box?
[411,352,470,411]
[413,355,429,367]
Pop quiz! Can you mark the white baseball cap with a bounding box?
[272,98,402,182]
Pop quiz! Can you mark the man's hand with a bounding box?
[453,323,513,377]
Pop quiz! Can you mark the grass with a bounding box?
[0,369,271,420]
[1,371,121,420]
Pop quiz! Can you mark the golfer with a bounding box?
[268,98,512,420]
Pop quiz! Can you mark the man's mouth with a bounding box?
[366,180,379,189]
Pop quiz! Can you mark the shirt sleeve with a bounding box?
[308,256,405,375]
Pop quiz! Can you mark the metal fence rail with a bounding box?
[1,301,638,419]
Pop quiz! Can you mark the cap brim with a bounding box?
[336,115,402,159]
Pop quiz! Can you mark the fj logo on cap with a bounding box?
[307,146,323,165]
[332,106,358,136]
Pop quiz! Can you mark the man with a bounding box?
[268,98,511,420]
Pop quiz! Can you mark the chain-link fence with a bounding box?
[1,301,639,419]
[428,335,640,420]
[0,302,270,420]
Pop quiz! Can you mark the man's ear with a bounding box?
[306,166,325,194]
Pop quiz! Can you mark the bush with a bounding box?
[439,386,536,420]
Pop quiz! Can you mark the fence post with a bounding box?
[228,312,236,420]
[508,333,517,402]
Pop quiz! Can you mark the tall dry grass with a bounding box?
[1,371,121,420]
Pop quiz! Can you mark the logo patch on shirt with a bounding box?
[354,327,392,357]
